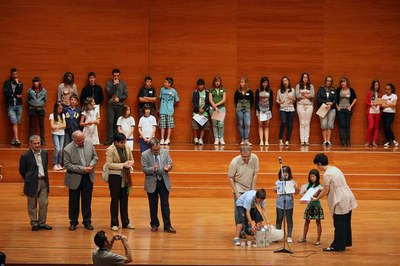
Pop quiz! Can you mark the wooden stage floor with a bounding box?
[0,184,399,265]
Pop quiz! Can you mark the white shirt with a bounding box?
[138,115,157,138]
[382,93,397,113]
[49,113,65,135]
[117,116,135,139]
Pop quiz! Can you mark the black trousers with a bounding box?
[29,114,45,141]
[147,179,171,229]
[106,104,123,141]
[331,211,352,250]
[381,112,396,142]
[337,109,352,145]
[108,174,130,227]
[69,174,93,226]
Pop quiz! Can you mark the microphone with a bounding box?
[278,156,282,164]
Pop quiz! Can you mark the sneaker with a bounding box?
[10,139,16,146]
[372,141,378,147]
[384,142,390,147]
[260,140,264,146]
[14,140,21,146]
[160,139,165,145]
[287,237,292,243]
[365,142,370,147]
[394,140,399,147]
[233,237,241,246]
[265,141,269,146]
[194,138,199,145]
[300,141,305,146]
[285,141,289,146]
[240,140,245,145]
[327,141,332,146]
[297,239,306,243]
[279,140,284,146]
[57,164,63,170]
[198,139,204,145]
[164,139,171,145]
[53,165,60,171]
[125,224,135,229]
[305,142,310,146]
[219,138,225,145]
[245,140,252,146]
[111,226,119,231]
[214,138,219,145]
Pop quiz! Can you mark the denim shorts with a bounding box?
[7,105,23,124]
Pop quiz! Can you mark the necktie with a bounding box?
[154,154,162,180]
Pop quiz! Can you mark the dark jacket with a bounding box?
[3,79,23,106]
[317,86,337,108]
[80,84,104,106]
[192,89,210,114]
[19,149,49,197]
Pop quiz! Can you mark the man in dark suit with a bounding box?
[141,138,176,233]
[63,130,98,231]
[19,135,52,231]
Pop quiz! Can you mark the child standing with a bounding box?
[80,97,100,144]
[298,169,324,245]
[63,94,81,146]
[138,104,157,153]
[208,75,226,145]
[117,105,135,151]
[273,165,299,243]
[191,78,210,145]
[49,102,66,170]
[255,76,273,146]
[159,77,180,145]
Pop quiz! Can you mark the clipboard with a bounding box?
[316,103,329,118]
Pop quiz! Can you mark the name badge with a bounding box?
[169,91,173,95]
[246,93,250,96]
[149,91,153,94]
[220,89,224,93]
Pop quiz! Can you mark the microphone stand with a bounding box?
[274,159,293,254]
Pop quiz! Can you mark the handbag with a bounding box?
[102,163,109,182]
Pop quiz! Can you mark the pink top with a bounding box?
[324,166,358,216]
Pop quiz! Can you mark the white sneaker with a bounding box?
[57,164,63,170]
[160,139,165,145]
[219,138,225,145]
[279,140,284,146]
[194,138,199,144]
[265,141,269,146]
[125,224,135,229]
[287,237,292,243]
[394,140,399,147]
[233,237,240,246]
[111,226,119,231]
[260,140,264,146]
[214,138,219,145]
[53,165,59,171]
[198,139,204,145]
[164,139,171,145]
[285,141,289,146]
[240,140,245,145]
[245,140,252,146]
[384,142,390,147]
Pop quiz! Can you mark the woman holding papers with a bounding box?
[255,76,273,146]
[364,80,382,147]
[234,76,254,145]
[295,73,315,146]
[316,76,337,146]
[312,153,357,252]
[209,76,226,145]
[273,165,299,243]
[298,169,324,246]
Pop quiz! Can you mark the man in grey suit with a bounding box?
[64,130,98,231]
[141,138,176,233]
[19,135,52,231]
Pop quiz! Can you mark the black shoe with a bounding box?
[103,140,113,145]
[84,224,94,230]
[14,140,21,146]
[164,227,176,233]
[69,224,77,231]
[239,230,246,239]
[245,228,254,236]
[323,247,338,252]
[39,224,53,230]
[32,225,40,231]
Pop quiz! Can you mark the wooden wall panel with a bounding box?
[149,0,237,143]
[0,0,399,145]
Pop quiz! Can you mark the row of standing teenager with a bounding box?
[5,68,397,149]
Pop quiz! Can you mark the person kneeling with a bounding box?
[233,189,269,246]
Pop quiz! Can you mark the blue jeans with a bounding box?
[52,134,65,165]
[236,110,251,140]
[279,111,295,141]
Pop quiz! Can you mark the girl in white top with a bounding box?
[295,73,314,146]
[80,97,100,144]
[381,83,398,147]
[49,102,66,170]
[138,105,157,153]
[117,105,135,150]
